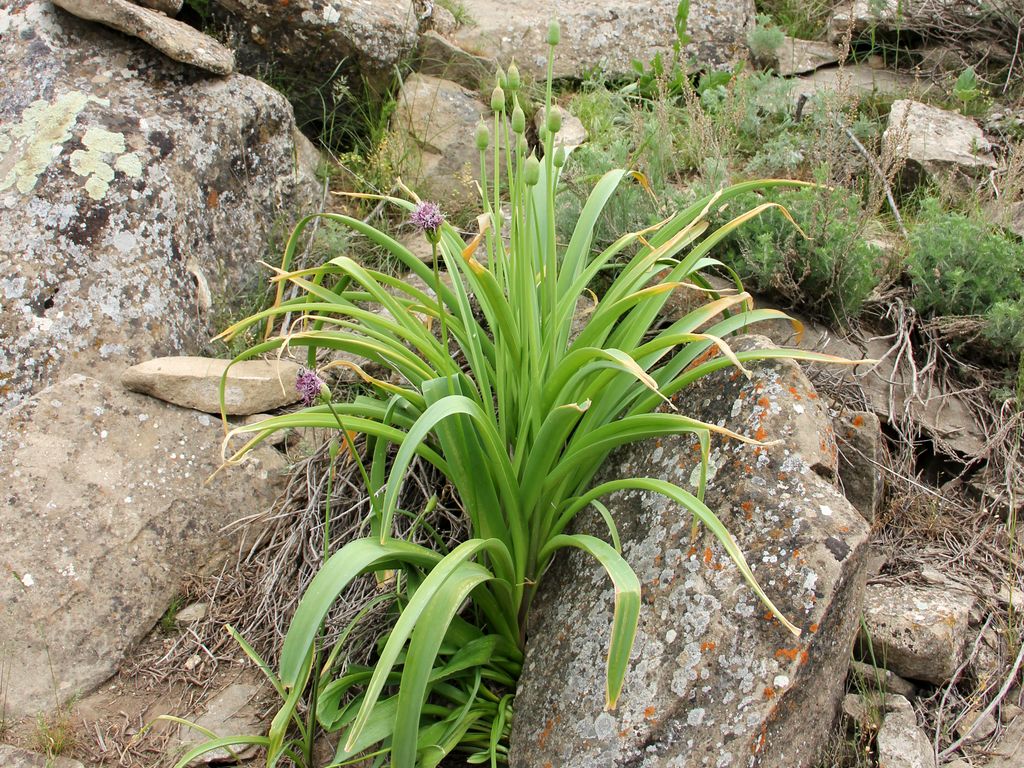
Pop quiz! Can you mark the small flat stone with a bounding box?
[848,659,917,699]
[860,583,973,685]
[0,746,85,768]
[53,0,234,75]
[835,410,884,522]
[122,356,304,415]
[775,37,842,77]
[876,695,936,768]
[174,601,209,624]
[176,679,267,763]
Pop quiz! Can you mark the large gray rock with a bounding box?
[859,583,974,685]
[456,0,754,79]
[53,0,234,74]
[883,99,997,183]
[835,410,885,522]
[829,0,981,40]
[0,0,321,411]
[212,0,419,77]
[0,375,287,718]
[510,336,870,767]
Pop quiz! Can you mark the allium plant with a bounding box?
[180,20,856,768]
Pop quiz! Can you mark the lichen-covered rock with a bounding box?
[835,410,885,522]
[829,0,980,41]
[860,583,974,685]
[0,0,321,411]
[52,0,234,74]
[391,73,502,211]
[0,375,287,718]
[875,695,937,768]
[456,0,754,79]
[212,0,419,76]
[121,356,303,415]
[883,99,996,184]
[510,336,870,767]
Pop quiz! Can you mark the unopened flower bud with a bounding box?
[491,86,506,113]
[553,145,567,168]
[507,63,521,91]
[475,120,490,151]
[524,154,540,186]
[547,19,561,46]
[495,67,507,90]
[511,104,526,134]
[546,107,562,134]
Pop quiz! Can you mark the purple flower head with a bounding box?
[410,201,445,235]
[296,367,326,407]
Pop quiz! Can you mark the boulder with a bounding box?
[391,73,501,211]
[883,99,997,184]
[829,0,981,40]
[859,583,973,685]
[456,0,754,79]
[52,0,234,74]
[510,336,870,767]
[0,0,321,412]
[0,746,84,768]
[121,356,304,415]
[0,375,287,718]
[835,410,885,522]
[211,0,419,79]
[139,0,183,14]
[876,695,936,768]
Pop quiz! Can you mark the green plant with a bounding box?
[160,595,186,634]
[747,13,785,64]
[952,66,982,113]
[755,0,833,38]
[721,179,883,321]
[34,703,76,759]
[183,23,858,768]
[435,0,474,26]
[628,0,692,100]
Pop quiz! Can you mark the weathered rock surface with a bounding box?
[533,104,588,149]
[860,583,973,685]
[830,0,979,40]
[0,0,320,411]
[137,0,184,15]
[53,0,234,74]
[876,695,937,768]
[121,356,303,415]
[795,63,925,101]
[456,0,754,79]
[416,30,496,91]
[213,0,419,76]
[848,659,917,699]
[0,746,84,768]
[176,677,267,763]
[884,99,997,183]
[510,336,870,767]
[392,73,500,210]
[985,713,1024,767]
[775,36,842,77]
[835,410,885,522]
[0,375,287,718]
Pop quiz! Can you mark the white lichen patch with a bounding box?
[69,126,144,201]
[0,92,108,195]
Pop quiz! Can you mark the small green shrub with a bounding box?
[722,182,883,322]
[907,198,1023,317]
[907,197,1024,359]
[747,14,785,64]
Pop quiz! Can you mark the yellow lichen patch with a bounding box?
[0,91,108,195]
[69,126,145,200]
